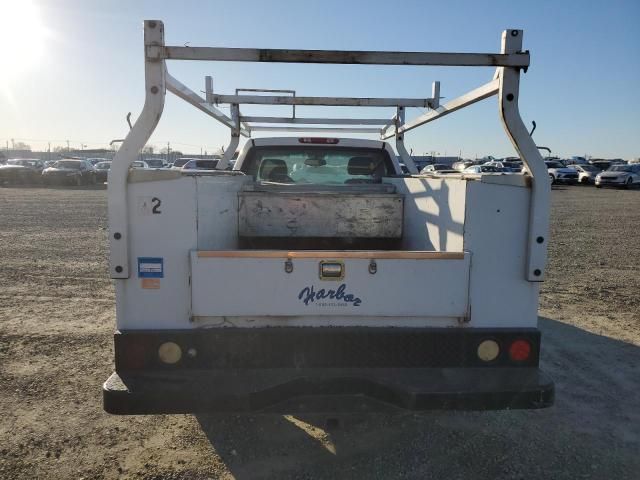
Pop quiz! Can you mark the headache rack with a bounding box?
[109,20,549,283]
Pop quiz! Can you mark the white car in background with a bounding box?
[452,160,475,171]
[595,164,640,188]
[143,158,167,169]
[483,160,523,173]
[420,163,457,174]
[131,160,149,169]
[181,159,219,172]
[170,157,198,170]
[567,164,599,184]
[463,164,509,174]
[545,160,578,185]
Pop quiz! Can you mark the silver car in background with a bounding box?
[595,164,640,188]
[420,163,457,174]
[567,164,600,184]
[463,164,512,174]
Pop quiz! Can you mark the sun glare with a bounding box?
[0,0,46,87]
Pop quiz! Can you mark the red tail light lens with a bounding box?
[509,339,531,362]
[122,342,149,369]
[298,137,339,144]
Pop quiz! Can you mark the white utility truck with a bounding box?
[103,21,554,414]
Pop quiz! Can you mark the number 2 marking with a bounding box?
[151,197,162,214]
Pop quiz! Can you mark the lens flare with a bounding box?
[0,0,46,88]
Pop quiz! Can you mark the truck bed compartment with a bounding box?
[190,250,470,319]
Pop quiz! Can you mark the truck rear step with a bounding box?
[104,368,553,414]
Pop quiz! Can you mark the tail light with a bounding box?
[509,339,531,362]
[119,339,153,370]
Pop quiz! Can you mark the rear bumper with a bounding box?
[43,174,76,184]
[595,179,626,187]
[103,327,553,414]
[556,177,578,184]
[104,367,553,414]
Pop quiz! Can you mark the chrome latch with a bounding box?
[319,260,344,280]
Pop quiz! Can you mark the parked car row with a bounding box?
[3,155,638,189]
[415,156,640,189]
[0,158,103,186]
[551,162,640,188]
[0,155,230,187]
[0,159,46,184]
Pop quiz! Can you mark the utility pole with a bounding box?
[66,140,70,152]
[48,142,51,162]
[166,141,171,163]
[11,138,15,149]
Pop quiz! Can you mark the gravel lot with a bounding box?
[0,184,639,479]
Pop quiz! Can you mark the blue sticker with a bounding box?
[138,257,164,278]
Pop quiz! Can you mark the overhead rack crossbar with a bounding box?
[146,45,530,68]
[241,116,391,126]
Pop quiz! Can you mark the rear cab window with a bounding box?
[241,146,394,185]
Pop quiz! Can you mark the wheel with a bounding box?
[580,176,589,184]
[596,184,602,189]
[75,175,83,187]
[549,174,555,185]
[625,177,633,189]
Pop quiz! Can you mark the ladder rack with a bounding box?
[108,20,549,286]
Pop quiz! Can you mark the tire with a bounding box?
[625,178,633,189]
[596,185,602,189]
[549,174,555,185]
[580,177,589,184]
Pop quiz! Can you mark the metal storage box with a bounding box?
[238,187,404,238]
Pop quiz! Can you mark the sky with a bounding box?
[0,0,639,159]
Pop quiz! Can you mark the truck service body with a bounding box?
[103,21,554,414]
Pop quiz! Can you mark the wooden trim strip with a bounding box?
[196,250,465,260]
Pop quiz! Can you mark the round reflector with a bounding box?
[158,342,182,364]
[509,339,531,362]
[477,339,500,362]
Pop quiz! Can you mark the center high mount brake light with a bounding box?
[298,138,340,144]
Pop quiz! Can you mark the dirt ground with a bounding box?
[0,184,639,479]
